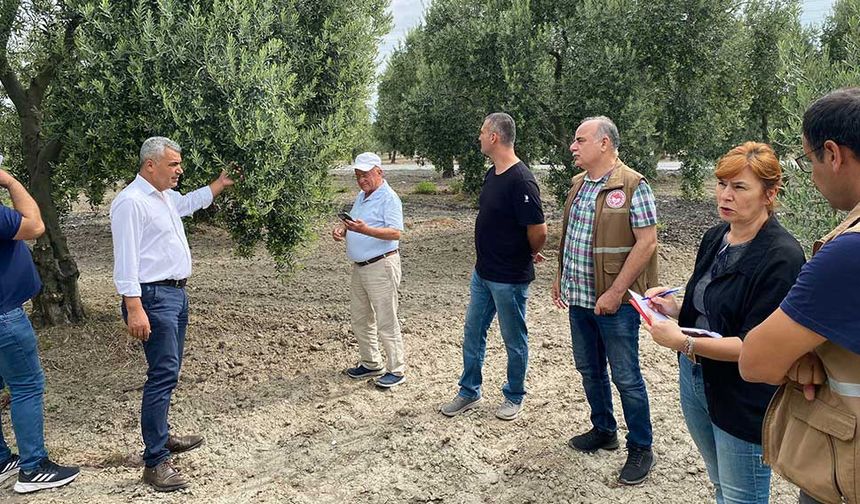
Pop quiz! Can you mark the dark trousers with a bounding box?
[123,284,188,467]
[568,304,653,449]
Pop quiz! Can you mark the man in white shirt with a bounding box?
[110,137,233,492]
[332,152,406,388]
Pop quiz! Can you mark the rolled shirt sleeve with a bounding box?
[169,185,214,218]
[111,199,144,297]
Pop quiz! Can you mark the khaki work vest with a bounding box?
[763,202,860,504]
[556,160,659,302]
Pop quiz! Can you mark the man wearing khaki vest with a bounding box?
[740,88,860,504]
[552,116,658,485]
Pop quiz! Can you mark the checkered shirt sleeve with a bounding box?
[629,181,657,228]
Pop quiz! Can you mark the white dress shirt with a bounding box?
[110,175,213,297]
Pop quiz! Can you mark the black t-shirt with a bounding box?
[474,162,545,283]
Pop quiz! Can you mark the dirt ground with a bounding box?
[1,169,799,503]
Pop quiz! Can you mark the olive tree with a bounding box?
[0,0,390,325]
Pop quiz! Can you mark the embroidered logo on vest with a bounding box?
[606,189,626,209]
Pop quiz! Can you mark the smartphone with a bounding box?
[338,211,355,223]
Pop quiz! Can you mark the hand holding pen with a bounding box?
[642,286,683,319]
[641,287,682,301]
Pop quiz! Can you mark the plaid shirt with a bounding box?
[562,174,657,308]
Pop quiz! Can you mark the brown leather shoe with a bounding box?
[166,434,204,454]
[142,461,188,492]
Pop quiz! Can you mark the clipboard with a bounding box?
[628,289,722,338]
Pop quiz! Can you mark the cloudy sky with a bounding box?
[378,0,836,73]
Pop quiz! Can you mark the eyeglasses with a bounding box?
[793,145,824,174]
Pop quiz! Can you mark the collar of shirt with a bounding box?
[359,180,391,203]
[130,174,162,195]
[584,171,612,184]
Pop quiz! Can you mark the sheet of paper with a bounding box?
[628,289,669,325]
[629,289,724,338]
[680,327,723,339]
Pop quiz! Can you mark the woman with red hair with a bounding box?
[644,142,805,503]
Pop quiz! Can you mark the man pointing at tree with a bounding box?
[110,137,234,492]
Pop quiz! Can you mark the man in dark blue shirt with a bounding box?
[0,167,79,494]
[740,88,860,504]
[440,113,547,421]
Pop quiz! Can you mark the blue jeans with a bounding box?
[458,270,530,404]
[568,304,652,449]
[679,355,771,504]
[0,307,49,472]
[122,284,188,468]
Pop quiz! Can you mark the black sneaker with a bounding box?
[567,427,619,453]
[618,447,655,485]
[0,454,19,484]
[14,458,80,494]
[345,364,385,379]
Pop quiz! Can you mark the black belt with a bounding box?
[143,279,187,288]
[355,249,398,267]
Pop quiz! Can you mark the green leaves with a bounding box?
[372,0,830,207]
[770,0,860,252]
[26,0,390,267]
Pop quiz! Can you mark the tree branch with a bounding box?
[0,0,27,112]
[28,11,81,108]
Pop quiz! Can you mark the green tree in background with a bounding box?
[0,1,83,325]
[375,32,422,163]
[771,0,860,252]
[0,0,390,326]
[374,0,807,203]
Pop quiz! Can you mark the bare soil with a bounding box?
[1,170,798,503]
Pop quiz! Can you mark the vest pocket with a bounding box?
[602,260,623,274]
[764,384,856,503]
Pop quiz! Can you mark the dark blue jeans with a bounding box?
[568,304,652,449]
[458,270,530,404]
[0,307,49,472]
[122,284,188,468]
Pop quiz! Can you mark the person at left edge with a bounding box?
[0,166,80,494]
[110,137,234,492]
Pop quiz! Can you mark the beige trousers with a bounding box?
[350,254,406,375]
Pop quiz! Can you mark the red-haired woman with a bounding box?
[644,142,805,503]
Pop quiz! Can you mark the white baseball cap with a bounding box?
[353,152,382,172]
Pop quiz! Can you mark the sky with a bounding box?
[377,0,836,74]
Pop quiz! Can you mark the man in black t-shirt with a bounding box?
[440,113,546,421]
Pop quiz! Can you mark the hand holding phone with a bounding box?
[338,211,355,223]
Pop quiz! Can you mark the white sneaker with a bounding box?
[495,399,523,420]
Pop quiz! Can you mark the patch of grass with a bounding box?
[414,181,438,195]
[448,180,463,195]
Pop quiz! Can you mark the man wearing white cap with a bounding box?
[332,152,406,388]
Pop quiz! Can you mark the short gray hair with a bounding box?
[581,116,620,150]
[484,112,516,146]
[140,136,182,167]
